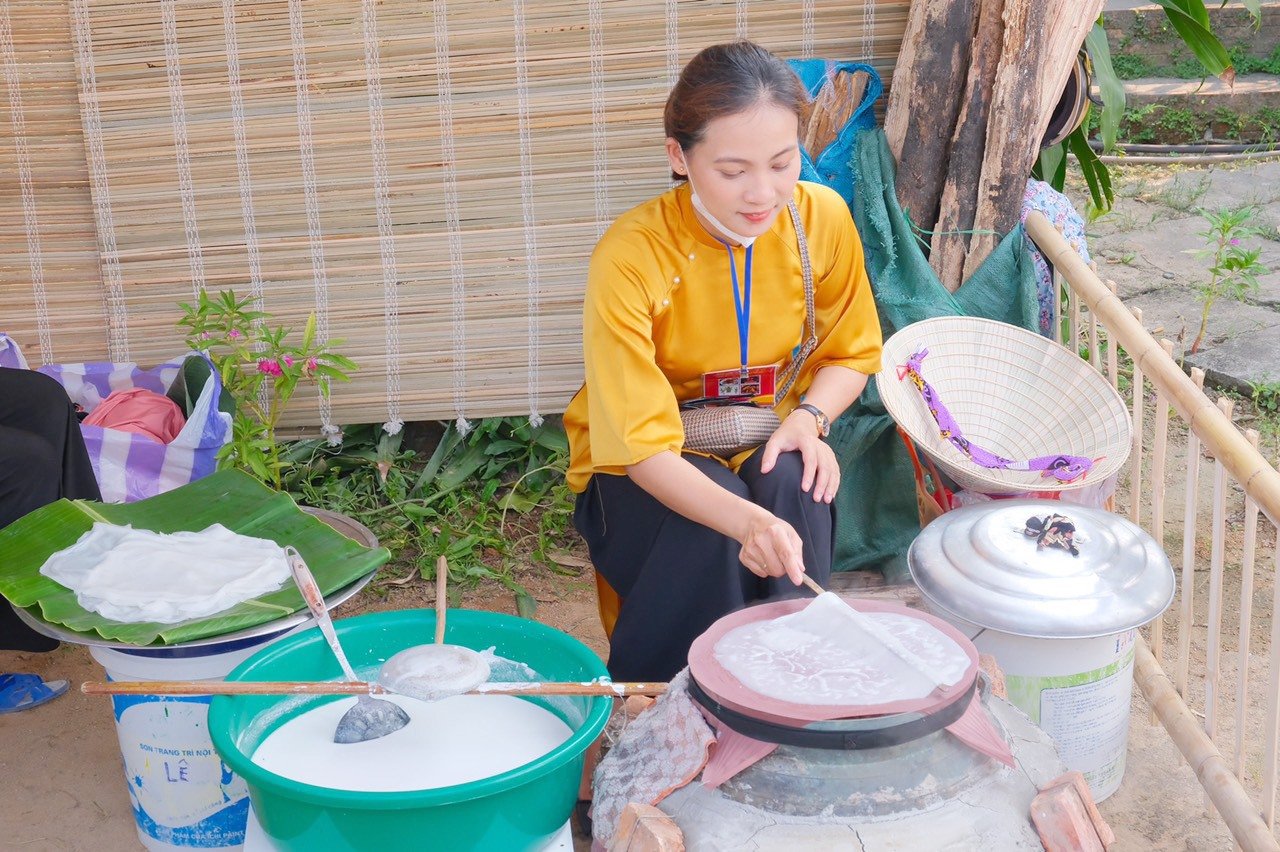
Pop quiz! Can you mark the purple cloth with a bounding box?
[897,348,1094,484]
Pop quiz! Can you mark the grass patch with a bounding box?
[282,418,580,616]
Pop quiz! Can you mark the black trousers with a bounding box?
[573,451,833,682]
[1,367,102,651]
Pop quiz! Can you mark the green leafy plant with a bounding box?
[1250,378,1280,418]
[178,289,358,488]
[1187,207,1269,354]
[281,417,578,617]
[1037,3,1250,218]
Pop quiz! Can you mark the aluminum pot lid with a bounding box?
[907,499,1175,639]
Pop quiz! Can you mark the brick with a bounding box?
[609,803,685,852]
[978,653,1007,700]
[1030,770,1116,852]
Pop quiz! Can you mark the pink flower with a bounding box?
[228,329,242,339]
[1230,238,1241,246]
[283,355,295,367]
[257,358,283,376]
[305,356,318,375]
[200,331,212,340]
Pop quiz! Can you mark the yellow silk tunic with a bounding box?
[564,180,882,493]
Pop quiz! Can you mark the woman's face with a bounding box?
[667,101,802,244]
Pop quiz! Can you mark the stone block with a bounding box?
[609,803,685,852]
[1184,322,1280,394]
[1126,289,1279,358]
[1255,271,1280,308]
[1031,770,1115,851]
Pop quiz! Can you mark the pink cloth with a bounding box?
[83,388,185,444]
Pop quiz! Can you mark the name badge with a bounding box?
[702,365,778,402]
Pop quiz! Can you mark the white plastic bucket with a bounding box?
[91,629,302,852]
[943,615,1136,801]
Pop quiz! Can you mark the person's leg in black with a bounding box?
[574,454,759,682]
[0,368,101,652]
[0,424,61,651]
[0,368,101,507]
[737,449,835,601]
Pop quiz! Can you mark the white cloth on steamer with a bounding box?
[40,522,290,624]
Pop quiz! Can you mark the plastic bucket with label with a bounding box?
[923,615,1137,800]
[908,499,1174,801]
[90,632,298,852]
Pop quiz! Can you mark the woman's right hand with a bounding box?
[736,506,806,586]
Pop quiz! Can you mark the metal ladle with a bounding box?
[284,547,411,744]
[379,556,491,702]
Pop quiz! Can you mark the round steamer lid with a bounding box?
[908,499,1175,639]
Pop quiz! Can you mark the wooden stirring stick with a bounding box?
[434,554,448,645]
[800,574,827,596]
[83,680,668,698]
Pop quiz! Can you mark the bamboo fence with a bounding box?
[1028,211,1280,851]
[0,0,909,429]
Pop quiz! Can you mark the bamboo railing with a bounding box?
[1027,211,1280,852]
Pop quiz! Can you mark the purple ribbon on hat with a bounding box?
[896,349,1096,484]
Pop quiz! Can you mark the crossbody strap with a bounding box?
[773,199,818,406]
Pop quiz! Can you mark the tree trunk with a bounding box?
[882,0,978,234]
[929,0,1005,291]
[961,0,1049,282]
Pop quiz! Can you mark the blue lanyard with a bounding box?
[718,239,753,379]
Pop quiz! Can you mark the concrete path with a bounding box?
[1077,159,1280,393]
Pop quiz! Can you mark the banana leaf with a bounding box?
[0,469,390,646]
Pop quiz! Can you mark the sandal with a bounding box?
[0,672,69,714]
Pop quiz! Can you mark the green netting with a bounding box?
[831,128,1040,575]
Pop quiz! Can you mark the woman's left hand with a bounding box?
[758,410,839,503]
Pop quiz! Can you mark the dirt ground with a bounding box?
[8,160,1280,851]
[0,551,1257,851]
[1,384,1273,852]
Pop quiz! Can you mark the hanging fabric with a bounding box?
[587,0,611,242]
[220,0,270,413]
[69,0,131,363]
[359,0,404,435]
[159,0,205,300]
[512,0,544,427]
[430,0,471,435]
[286,0,339,443]
[0,3,53,363]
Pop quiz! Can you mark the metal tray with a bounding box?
[9,506,380,651]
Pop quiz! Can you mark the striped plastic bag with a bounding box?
[0,334,29,369]
[36,353,232,504]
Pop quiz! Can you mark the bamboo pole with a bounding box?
[1236,429,1261,781]
[1105,280,1119,389]
[1130,306,1145,528]
[1026,212,1280,529]
[1053,270,1064,346]
[83,680,669,698]
[1087,282,1100,369]
[1179,367,1207,698]
[1205,396,1234,800]
[1135,636,1280,852]
[1070,276,1081,358]
[1148,338,1174,726]
[1264,538,1280,829]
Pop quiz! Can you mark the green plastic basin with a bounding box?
[208,609,610,851]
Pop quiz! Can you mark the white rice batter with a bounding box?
[251,694,572,792]
[39,523,290,623]
[713,595,970,705]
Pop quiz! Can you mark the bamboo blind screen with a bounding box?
[0,0,907,430]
